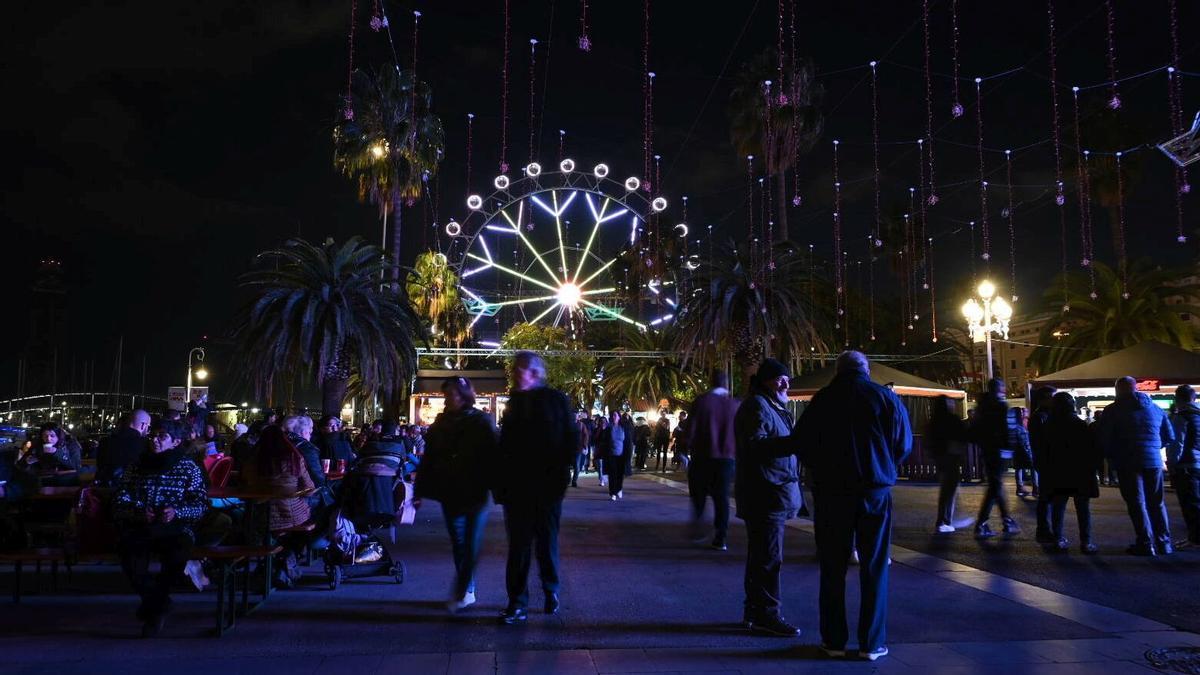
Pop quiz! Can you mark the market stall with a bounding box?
[1030,341,1200,414]
[789,362,970,481]
[409,369,509,425]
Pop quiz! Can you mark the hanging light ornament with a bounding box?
[950,0,964,118]
[1005,150,1019,302]
[869,62,883,248]
[369,0,384,31]
[1048,0,1069,312]
[832,140,844,325]
[528,38,538,164]
[747,155,757,286]
[558,129,566,162]
[342,0,357,120]
[1104,0,1121,110]
[1083,150,1098,298]
[578,0,592,51]
[867,233,876,341]
[499,0,511,173]
[975,77,990,264]
[466,113,475,193]
[1115,151,1129,299]
[763,80,776,267]
[917,140,930,290]
[789,0,801,207]
[1166,0,1190,239]
[1071,87,1093,269]
[922,0,939,206]
[927,235,938,342]
[907,189,920,324]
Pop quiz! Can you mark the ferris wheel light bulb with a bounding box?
[624,177,641,191]
[467,195,483,210]
[445,220,462,236]
[651,197,667,212]
[593,163,609,178]
[494,175,510,190]
[526,162,542,177]
[560,158,575,173]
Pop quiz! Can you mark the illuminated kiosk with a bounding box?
[1029,341,1200,412]
[409,369,509,426]
[788,362,968,481]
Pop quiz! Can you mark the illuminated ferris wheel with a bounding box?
[444,160,685,343]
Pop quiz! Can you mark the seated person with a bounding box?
[17,423,83,485]
[243,426,315,587]
[283,415,332,510]
[96,410,151,486]
[316,415,355,464]
[111,420,207,637]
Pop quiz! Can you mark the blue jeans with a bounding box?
[443,505,489,598]
[814,490,892,652]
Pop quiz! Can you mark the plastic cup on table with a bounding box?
[321,459,331,473]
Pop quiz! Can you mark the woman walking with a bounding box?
[925,396,969,533]
[1041,392,1101,553]
[606,410,629,500]
[415,376,499,612]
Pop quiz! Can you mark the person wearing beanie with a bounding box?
[734,358,803,637]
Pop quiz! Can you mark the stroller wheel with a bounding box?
[327,564,341,590]
[391,561,406,584]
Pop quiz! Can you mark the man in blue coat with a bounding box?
[1098,376,1176,556]
[797,351,911,662]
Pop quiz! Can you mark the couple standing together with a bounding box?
[692,352,910,661]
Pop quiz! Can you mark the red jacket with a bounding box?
[686,389,740,461]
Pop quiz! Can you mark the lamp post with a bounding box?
[961,280,1013,381]
[186,347,207,411]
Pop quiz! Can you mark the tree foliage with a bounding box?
[1030,259,1200,373]
[501,322,597,409]
[231,237,425,416]
[602,329,702,409]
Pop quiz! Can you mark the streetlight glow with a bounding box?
[963,281,1012,380]
[977,279,996,299]
[194,367,208,381]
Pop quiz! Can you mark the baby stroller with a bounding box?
[323,473,408,590]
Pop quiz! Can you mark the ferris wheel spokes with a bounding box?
[499,203,561,285]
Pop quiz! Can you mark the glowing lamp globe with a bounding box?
[961,299,983,322]
[992,297,1013,321]
[194,367,209,381]
[977,279,996,299]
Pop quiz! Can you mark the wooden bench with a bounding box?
[271,520,318,565]
[191,544,282,635]
[0,548,66,602]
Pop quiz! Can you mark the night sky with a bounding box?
[2,0,1196,404]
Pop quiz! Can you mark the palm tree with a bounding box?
[602,330,702,409]
[406,251,460,335]
[333,68,445,278]
[674,240,828,385]
[728,48,824,243]
[232,237,425,417]
[1030,259,1200,373]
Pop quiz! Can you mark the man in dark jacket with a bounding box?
[1099,376,1176,555]
[686,370,739,550]
[1169,385,1200,546]
[96,409,151,486]
[1027,386,1057,541]
[970,379,1020,538]
[734,358,802,637]
[798,351,911,662]
[112,420,207,637]
[495,351,579,624]
[316,415,356,464]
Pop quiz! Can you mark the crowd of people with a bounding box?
[4,347,1199,660]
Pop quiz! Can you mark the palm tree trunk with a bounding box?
[322,377,349,418]
[392,196,404,287]
[775,172,790,243]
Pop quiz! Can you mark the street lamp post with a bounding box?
[962,280,1013,381]
[186,347,208,411]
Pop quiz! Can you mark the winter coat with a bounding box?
[1028,408,1052,472]
[1097,392,1174,471]
[1008,417,1034,470]
[686,389,739,461]
[734,391,801,518]
[19,435,82,474]
[1041,413,1102,498]
[112,448,208,538]
[318,431,356,463]
[970,394,1010,466]
[356,438,408,476]
[96,427,147,486]
[924,410,969,465]
[289,432,333,506]
[242,445,317,531]
[797,371,913,495]
[494,385,578,506]
[653,419,671,445]
[414,407,498,511]
[1169,402,1200,470]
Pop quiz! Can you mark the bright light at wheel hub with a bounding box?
[556,283,583,307]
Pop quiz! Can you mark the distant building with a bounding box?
[944,311,1059,399]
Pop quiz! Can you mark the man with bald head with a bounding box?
[96,409,152,486]
[1097,376,1176,556]
[798,351,911,661]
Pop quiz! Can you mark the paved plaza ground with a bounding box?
[2,469,1199,673]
